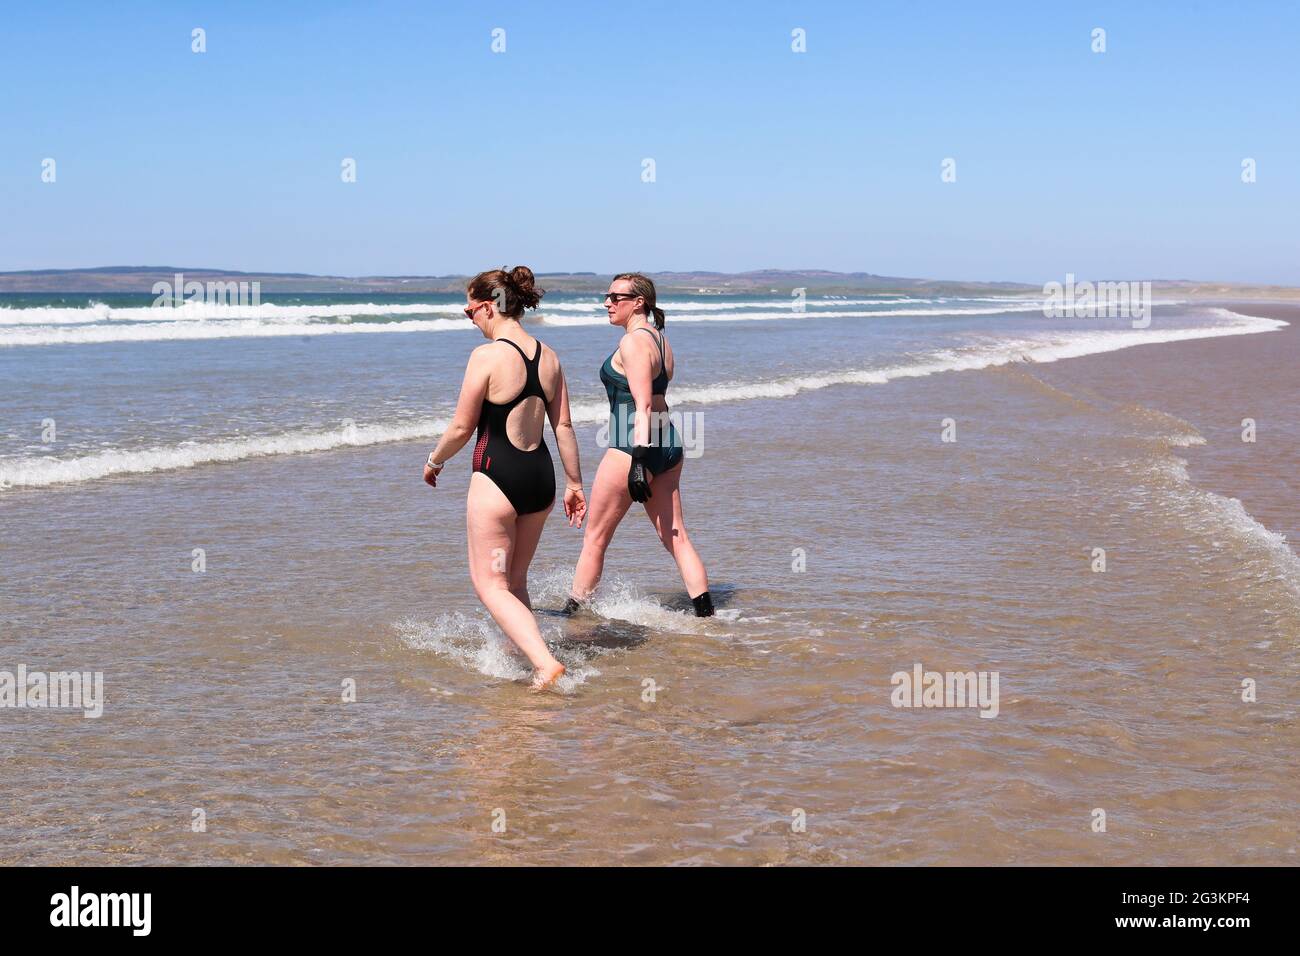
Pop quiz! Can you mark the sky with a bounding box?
[2,1,1298,283]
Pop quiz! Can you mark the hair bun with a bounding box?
[507,266,542,310]
[467,266,543,318]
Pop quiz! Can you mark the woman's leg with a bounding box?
[508,502,552,610]
[467,474,563,685]
[641,460,709,598]
[569,450,633,601]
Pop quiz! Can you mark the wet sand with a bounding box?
[1,302,1296,865]
[1035,302,1299,548]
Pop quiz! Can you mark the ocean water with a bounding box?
[0,292,1279,487]
[1,292,1296,864]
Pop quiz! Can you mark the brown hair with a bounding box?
[612,272,665,329]
[466,266,543,319]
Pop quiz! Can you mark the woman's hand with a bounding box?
[423,460,444,488]
[564,482,587,528]
[627,449,653,503]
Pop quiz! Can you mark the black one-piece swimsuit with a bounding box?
[471,339,556,515]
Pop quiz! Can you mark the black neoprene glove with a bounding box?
[627,445,653,502]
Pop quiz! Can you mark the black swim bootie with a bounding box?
[691,591,715,617]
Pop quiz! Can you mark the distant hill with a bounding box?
[0,266,1296,298]
[0,265,1037,295]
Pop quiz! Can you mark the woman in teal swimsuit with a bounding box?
[566,273,714,616]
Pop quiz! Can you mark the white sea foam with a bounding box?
[0,301,465,325]
[0,302,115,325]
[0,300,1054,346]
[0,295,1206,347]
[541,296,1180,322]
[394,612,601,692]
[1142,456,1300,596]
[1,313,1284,490]
[392,569,701,687]
[657,313,1289,406]
[535,296,1042,312]
[0,417,450,489]
[0,316,466,346]
[582,577,702,631]
[537,304,1053,327]
[0,296,1018,327]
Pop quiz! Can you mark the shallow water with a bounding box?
[1,295,1295,864]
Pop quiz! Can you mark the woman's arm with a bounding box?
[545,357,586,526]
[424,347,492,485]
[619,335,656,448]
[545,360,583,488]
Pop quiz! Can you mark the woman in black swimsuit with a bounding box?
[424,267,586,689]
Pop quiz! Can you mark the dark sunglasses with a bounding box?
[604,292,640,303]
[464,302,488,319]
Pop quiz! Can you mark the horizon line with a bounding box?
[5,265,1300,290]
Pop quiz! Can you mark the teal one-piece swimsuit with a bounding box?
[599,326,684,475]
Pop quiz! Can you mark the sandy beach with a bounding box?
[1035,302,1298,548]
[2,294,1294,865]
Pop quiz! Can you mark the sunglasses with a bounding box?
[604,292,640,303]
[464,302,489,319]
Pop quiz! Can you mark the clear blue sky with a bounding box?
[3,1,1297,283]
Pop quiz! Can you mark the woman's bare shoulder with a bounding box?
[467,342,499,366]
[617,329,654,353]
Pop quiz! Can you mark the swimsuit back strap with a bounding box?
[634,326,666,363]
[633,327,667,385]
[495,338,528,361]
[499,337,543,368]
[495,337,545,400]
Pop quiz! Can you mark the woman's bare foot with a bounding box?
[530,661,565,691]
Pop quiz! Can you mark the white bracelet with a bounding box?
[427,453,443,468]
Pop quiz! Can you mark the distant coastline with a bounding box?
[4,266,1298,299]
